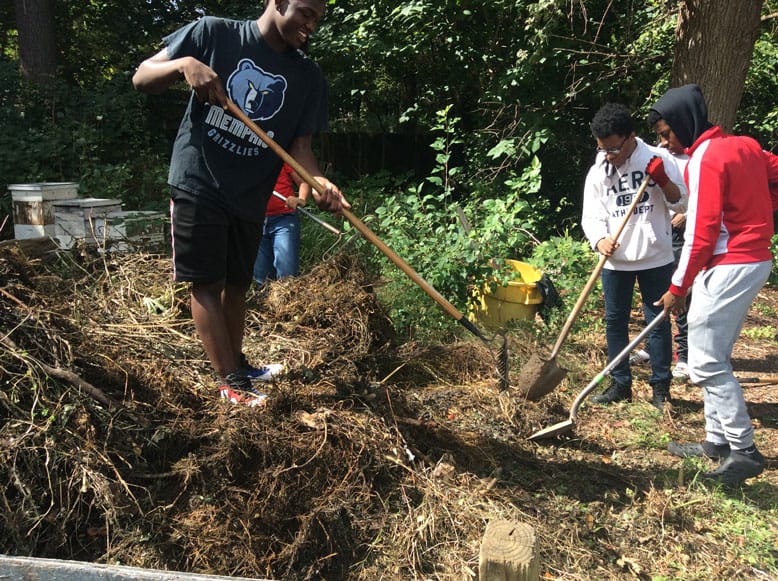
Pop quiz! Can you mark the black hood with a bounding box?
[649,84,713,148]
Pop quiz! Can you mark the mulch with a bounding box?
[1,240,775,580]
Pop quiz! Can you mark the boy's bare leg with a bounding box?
[191,280,238,377]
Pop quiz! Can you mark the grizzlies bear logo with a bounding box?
[227,59,287,121]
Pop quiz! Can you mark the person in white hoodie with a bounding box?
[581,103,688,409]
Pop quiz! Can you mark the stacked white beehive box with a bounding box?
[9,182,80,239]
[52,198,123,248]
[8,182,167,251]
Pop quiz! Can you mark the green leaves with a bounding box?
[364,107,556,337]
[0,67,169,211]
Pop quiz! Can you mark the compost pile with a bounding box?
[0,242,556,579]
[1,241,776,580]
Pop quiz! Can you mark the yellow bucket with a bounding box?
[470,260,544,330]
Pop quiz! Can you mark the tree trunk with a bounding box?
[14,0,57,83]
[671,0,763,131]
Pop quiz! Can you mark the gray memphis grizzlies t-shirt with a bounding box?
[164,17,328,219]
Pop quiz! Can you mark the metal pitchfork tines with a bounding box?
[225,100,510,390]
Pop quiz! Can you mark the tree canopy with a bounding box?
[2,0,777,226]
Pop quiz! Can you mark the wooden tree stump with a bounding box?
[479,519,539,581]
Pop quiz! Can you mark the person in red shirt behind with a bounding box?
[650,84,775,487]
[253,162,311,283]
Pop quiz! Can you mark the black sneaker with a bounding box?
[668,440,731,460]
[702,446,765,487]
[591,379,632,404]
[650,381,672,411]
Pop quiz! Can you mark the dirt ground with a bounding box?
[0,241,776,580]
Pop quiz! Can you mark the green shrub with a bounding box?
[528,233,599,327]
[364,107,552,339]
[0,66,170,214]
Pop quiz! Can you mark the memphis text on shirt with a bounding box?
[205,106,271,157]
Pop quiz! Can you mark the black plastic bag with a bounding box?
[536,273,561,324]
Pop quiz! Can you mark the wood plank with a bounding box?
[0,554,273,581]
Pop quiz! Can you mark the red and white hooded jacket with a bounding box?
[650,84,776,297]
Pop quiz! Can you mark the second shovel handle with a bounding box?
[568,309,667,420]
[549,174,651,359]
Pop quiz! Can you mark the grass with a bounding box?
[613,396,778,578]
[707,495,777,572]
[742,325,777,340]
[753,303,777,318]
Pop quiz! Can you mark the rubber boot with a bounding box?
[591,379,632,404]
[651,381,672,410]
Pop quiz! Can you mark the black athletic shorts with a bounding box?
[170,187,263,285]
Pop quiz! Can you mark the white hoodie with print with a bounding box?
[581,137,688,271]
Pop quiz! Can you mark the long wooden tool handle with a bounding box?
[548,174,651,359]
[224,100,486,339]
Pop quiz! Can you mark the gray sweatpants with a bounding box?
[687,260,772,450]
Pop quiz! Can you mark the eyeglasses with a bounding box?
[595,136,629,155]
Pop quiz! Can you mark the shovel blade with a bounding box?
[516,353,568,400]
[527,419,575,441]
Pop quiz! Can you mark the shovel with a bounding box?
[224,100,509,389]
[527,309,667,441]
[517,174,651,400]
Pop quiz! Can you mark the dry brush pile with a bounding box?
[0,243,552,579]
[1,241,774,580]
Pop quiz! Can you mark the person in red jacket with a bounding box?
[253,163,311,283]
[651,84,775,487]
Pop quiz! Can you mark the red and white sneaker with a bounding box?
[628,349,650,366]
[219,386,268,408]
[672,361,690,380]
[218,372,268,407]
